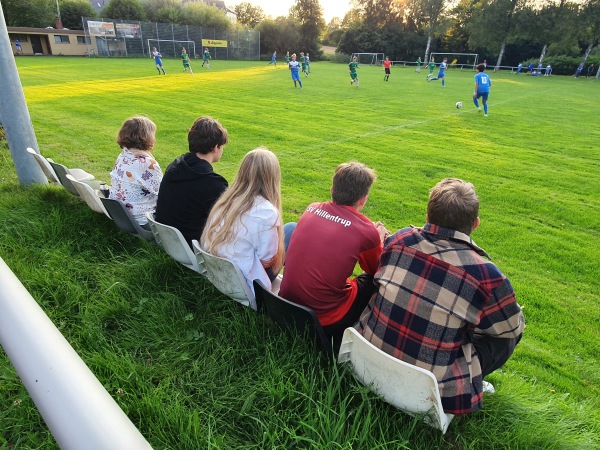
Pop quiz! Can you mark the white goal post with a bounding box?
[147,39,197,59]
[351,52,385,65]
[429,52,479,70]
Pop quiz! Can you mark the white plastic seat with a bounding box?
[146,212,205,275]
[26,147,60,184]
[66,174,111,218]
[337,327,454,433]
[27,148,95,186]
[47,158,95,197]
[191,240,256,310]
[99,197,155,242]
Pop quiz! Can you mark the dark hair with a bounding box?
[116,116,156,151]
[427,178,479,235]
[188,116,228,154]
[331,162,376,206]
[477,64,486,72]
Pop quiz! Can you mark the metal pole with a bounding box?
[0,258,152,450]
[0,2,47,185]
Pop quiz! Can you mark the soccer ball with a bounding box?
[456,101,463,109]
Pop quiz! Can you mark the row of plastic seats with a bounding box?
[26,147,454,433]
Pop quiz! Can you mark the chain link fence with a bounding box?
[82,18,259,60]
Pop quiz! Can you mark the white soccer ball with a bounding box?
[456,101,463,109]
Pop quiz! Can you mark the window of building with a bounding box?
[9,34,29,42]
[54,35,70,44]
[77,36,90,45]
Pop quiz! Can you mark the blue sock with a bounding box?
[299,80,302,87]
[484,103,488,114]
[442,79,445,87]
[473,98,479,108]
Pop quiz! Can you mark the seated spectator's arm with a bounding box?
[358,243,383,275]
[476,278,525,339]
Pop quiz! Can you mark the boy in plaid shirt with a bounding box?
[357,178,524,415]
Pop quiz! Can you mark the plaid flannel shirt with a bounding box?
[357,223,524,415]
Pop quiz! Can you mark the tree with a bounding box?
[581,0,600,63]
[352,0,399,27]
[102,0,146,21]
[337,23,380,54]
[154,5,182,23]
[233,2,265,28]
[289,0,326,56]
[181,2,230,29]
[414,0,448,63]
[323,17,344,46]
[442,0,478,53]
[257,17,301,55]
[341,8,362,27]
[60,0,97,29]
[468,0,527,69]
[141,0,175,22]
[1,0,55,27]
[521,0,578,65]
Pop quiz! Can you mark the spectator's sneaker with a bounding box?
[483,380,495,394]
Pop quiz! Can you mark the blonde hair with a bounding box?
[201,148,284,269]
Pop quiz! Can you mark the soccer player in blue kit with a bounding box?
[473,63,491,117]
[152,47,166,75]
[289,53,302,88]
[428,57,447,86]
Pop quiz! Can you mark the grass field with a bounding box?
[1,56,599,449]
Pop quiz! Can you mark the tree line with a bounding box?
[3,0,599,73]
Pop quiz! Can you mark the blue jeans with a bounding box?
[265,222,296,281]
[284,222,296,251]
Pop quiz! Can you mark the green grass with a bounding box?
[1,56,599,449]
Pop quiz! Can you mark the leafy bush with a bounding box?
[329,52,352,63]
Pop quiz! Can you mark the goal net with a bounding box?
[351,52,385,65]
[148,39,197,59]
[429,53,479,70]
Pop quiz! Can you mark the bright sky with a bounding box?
[229,0,350,23]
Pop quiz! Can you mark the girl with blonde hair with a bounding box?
[201,148,294,292]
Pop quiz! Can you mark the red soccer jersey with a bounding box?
[383,60,392,69]
[279,202,382,326]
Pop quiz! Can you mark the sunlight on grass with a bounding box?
[23,65,274,102]
[1,57,599,449]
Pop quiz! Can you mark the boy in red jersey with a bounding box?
[279,162,389,349]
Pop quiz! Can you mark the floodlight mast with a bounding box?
[0,2,47,186]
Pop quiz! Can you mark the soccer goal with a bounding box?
[351,52,385,65]
[147,39,197,59]
[429,52,479,70]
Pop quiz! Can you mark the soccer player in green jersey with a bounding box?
[181,48,193,75]
[202,48,211,69]
[285,51,290,63]
[349,56,359,87]
[428,58,435,75]
[300,52,308,77]
[416,56,422,73]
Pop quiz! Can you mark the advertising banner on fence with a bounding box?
[202,39,227,48]
[87,21,116,37]
[116,23,140,38]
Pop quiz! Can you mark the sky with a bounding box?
[229,0,351,23]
